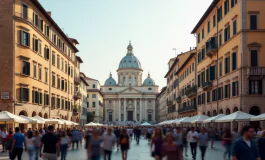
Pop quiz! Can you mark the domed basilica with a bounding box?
[101,41,159,125]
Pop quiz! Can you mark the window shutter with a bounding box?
[258,80,262,95]
[39,92,42,105]
[47,48,50,59]
[250,15,257,30]
[26,62,30,76]
[248,81,252,94]
[250,50,258,67]
[20,30,23,45]
[198,74,201,87]
[33,38,35,51]
[20,88,23,102]
[27,33,30,47]
[228,84,230,98]
[228,25,230,39]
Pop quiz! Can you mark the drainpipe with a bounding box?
[215,6,219,115]
[193,35,197,115]
[48,24,53,119]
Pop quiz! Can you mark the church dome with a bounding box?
[118,41,142,70]
[104,73,117,86]
[143,73,155,86]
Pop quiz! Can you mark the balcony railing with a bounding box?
[178,105,197,113]
[73,91,81,100]
[247,67,265,77]
[74,77,81,85]
[185,85,197,98]
[202,81,212,91]
[206,37,217,57]
[176,96,181,103]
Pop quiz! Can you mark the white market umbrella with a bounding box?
[141,122,151,126]
[165,120,175,124]
[45,118,65,125]
[84,122,97,126]
[31,116,46,124]
[19,115,38,124]
[175,117,192,124]
[215,111,254,122]
[204,114,226,123]
[191,115,209,124]
[250,113,265,121]
[59,119,73,125]
[0,111,29,124]
[172,117,187,124]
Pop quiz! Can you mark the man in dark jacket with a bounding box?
[135,127,141,145]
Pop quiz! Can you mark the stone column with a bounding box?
[140,99,142,122]
[145,99,148,121]
[134,99,137,121]
[124,99,126,121]
[113,99,116,121]
[105,99,108,122]
[118,99,121,121]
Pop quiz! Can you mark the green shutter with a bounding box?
[39,92,42,105]
[32,90,35,103]
[20,30,23,45]
[198,74,201,87]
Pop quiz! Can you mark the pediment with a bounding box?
[248,42,261,48]
[119,87,142,94]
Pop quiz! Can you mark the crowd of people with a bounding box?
[0,125,264,160]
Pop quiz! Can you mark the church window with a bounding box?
[148,88,152,90]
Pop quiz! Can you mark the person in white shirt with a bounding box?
[101,128,116,160]
[187,127,198,159]
[1,128,8,152]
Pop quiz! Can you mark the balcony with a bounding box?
[74,77,81,85]
[185,85,197,98]
[247,67,265,78]
[202,81,212,91]
[73,91,81,100]
[176,96,181,103]
[206,37,217,58]
[167,100,173,106]
[178,105,197,114]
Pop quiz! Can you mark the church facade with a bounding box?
[101,42,159,125]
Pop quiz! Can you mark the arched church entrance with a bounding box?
[249,106,260,129]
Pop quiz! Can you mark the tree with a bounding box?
[87,112,95,123]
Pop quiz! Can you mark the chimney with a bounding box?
[47,11,52,17]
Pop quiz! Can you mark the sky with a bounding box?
[39,0,213,90]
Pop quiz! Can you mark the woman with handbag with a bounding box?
[150,127,164,160]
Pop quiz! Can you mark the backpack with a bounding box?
[5,139,12,150]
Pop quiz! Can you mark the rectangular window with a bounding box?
[45,68,48,83]
[57,56,60,69]
[224,25,230,42]
[218,87,223,100]
[197,33,200,44]
[61,59,64,71]
[231,0,237,8]
[57,97,60,108]
[61,79,65,90]
[219,32,222,47]
[33,63,37,79]
[197,52,201,63]
[20,31,30,47]
[44,47,49,60]
[40,19,43,32]
[192,63,194,71]
[61,99,64,110]
[232,52,237,71]
[224,0,229,15]
[232,81,239,96]
[33,37,39,52]
[45,25,50,38]
[65,62,67,73]
[71,68,73,78]
[202,93,205,104]
[93,102,96,107]
[207,21,210,33]
[22,4,28,19]
[198,74,201,87]
[39,92,42,105]
[201,48,205,60]
[198,95,201,105]
[210,65,216,81]
[57,77,60,89]
[38,65,42,81]
[53,34,56,44]
[224,84,231,98]
[219,61,222,77]
[20,88,29,102]
[65,81,67,92]
[44,94,49,105]
[225,56,230,74]
[250,50,258,67]
[52,52,55,65]
[22,61,30,76]
[213,15,216,27]
[249,80,262,95]
[92,94,96,98]
[212,89,217,101]
[217,6,222,22]
[233,20,237,35]
[250,15,258,30]
[33,12,39,27]
[202,28,204,39]
[206,68,209,82]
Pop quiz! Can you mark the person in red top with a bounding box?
[6,130,13,160]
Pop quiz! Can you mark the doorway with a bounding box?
[249,106,260,129]
[127,111,133,121]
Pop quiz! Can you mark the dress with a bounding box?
[120,134,129,151]
[152,136,163,157]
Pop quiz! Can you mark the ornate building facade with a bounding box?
[101,42,159,125]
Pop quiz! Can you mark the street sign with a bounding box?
[1,92,9,100]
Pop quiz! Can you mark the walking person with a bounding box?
[114,127,121,151]
[11,127,26,160]
[88,129,101,160]
[187,127,198,160]
[25,131,35,160]
[60,131,70,160]
[79,129,84,147]
[5,130,13,160]
[135,127,141,145]
[101,128,116,160]
[173,127,183,157]
[1,128,8,152]
[120,128,130,160]
[161,133,182,160]
[34,130,42,160]
[39,125,60,160]
[222,128,232,160]
[197,128,209,160]
[232,125,261,160]
[71,127,79,149]
[258,130,265,160]
[150,127,164,160]
[207,127,215,148]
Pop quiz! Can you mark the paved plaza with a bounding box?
[0,138,226,160]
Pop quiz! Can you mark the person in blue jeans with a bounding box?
[72,128,79,149]
[198,128,209,160]
[11,127,26,160]
[60,131,70,160]
[34,130,42,160]
[222,128,232,160]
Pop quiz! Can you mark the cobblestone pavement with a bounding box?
[0,138,226,160]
